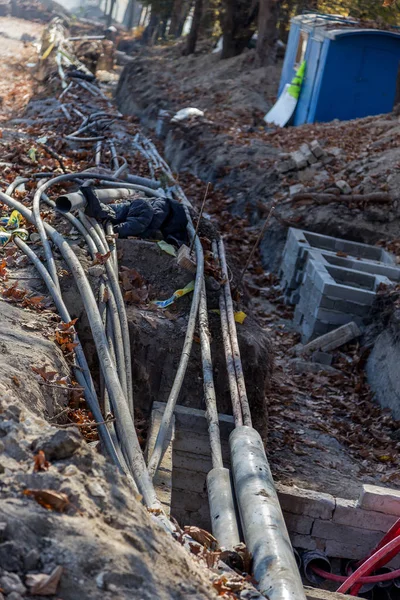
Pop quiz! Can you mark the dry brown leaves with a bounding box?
[23,489,69,512]
[33,450,50,473]
[120,266,149,304]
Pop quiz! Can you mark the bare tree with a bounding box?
[256,0,281,65]
[183,0,203,54]
[220,0,258,59]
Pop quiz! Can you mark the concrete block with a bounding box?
[312,520,381,549]
[301,321,361,354]
[322,283,375,305]
[289,533,317,551]
[284,513,314,535]
[278,157,296,173]
[310,140,325,159]
[292,150,307,170]
[314,308,355,326]
[332,299,370,318]
[325,539,376,561]
[305,586,354,600]
[358,484,400,516]
[276,484,335,520]
[333,497,398,533]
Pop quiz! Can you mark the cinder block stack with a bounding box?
[279,228,399,342]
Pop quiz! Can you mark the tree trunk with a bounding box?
[256,0,280,66]
[183,0,203,55]
[220,0,258,59]
[107,0,116,26]
[124,0,136,29]
[169,0,185,36]
[142,9,161,44]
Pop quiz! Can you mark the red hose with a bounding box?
[351,517,400,596]
[312,565,400,584]
[336,535,400,594]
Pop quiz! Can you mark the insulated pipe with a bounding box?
[13,236,125,474]
[109,141,119,171]
[55,188,137,213]
[212,240,242,427]
[78,211,131,406]
[0,191,158,509]
[199,280,240,550]
[207,468,240,551]
[230,426,306,600]
[218,239,252,427]
[147,222,204,478]
[95,141,102,167]
[199,280,223,469]
[106,221,118,274]
[125,174,162,189]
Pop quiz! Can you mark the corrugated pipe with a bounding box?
[0,190,159,509]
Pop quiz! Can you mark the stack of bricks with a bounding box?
[279,227,399,342]
[278,140,326,174]
[278,483,400,567]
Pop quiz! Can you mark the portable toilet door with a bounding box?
[293,36,325,124]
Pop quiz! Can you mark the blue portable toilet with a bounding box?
[279,13,400,125]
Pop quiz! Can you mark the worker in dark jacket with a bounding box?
[81,186,188,245]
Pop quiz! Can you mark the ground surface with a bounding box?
[115,42,400,500]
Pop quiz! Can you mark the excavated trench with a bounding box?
[57,234,272,529]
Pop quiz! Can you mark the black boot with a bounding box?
[80,186,116,220]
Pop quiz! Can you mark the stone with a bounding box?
[277,158,296,173]
[311,351,332,366]
[335,180,352,194]
[88,265,106,277]
[0,573,26,595]
[7,593,23,600]
[299,143,318,165]
[291,150,307,170]
[289,183,305,197]
[310,140,324,159]
[24,548,40,571]
[0,521,7,542]
[87,481,107,498]
[283,513,314,535]
[305,586,354,600]
[358,484,400,516]
[329,147,343,157]
[37,428,82,461]
[0,541,24,572]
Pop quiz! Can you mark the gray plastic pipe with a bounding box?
[13,236,126,474]
[199,280,240,550]
[56,188,137,213]
[218,239,252,427]
[125,174,161,189]
[230,426,306,600]
[147,221,204,478]
[0,191,159,509]
[78,210,132,411]
[207,468,240,551]
[212,240,242,427]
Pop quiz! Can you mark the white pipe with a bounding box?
[230,426,306,600]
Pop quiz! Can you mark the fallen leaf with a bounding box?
[12,375,20,386]
[32,366,58,382]
[23,489,69,512]
[93,251,111,265]
[26,565,63,596]
[184,526,219,550]
[33,450,50,472]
